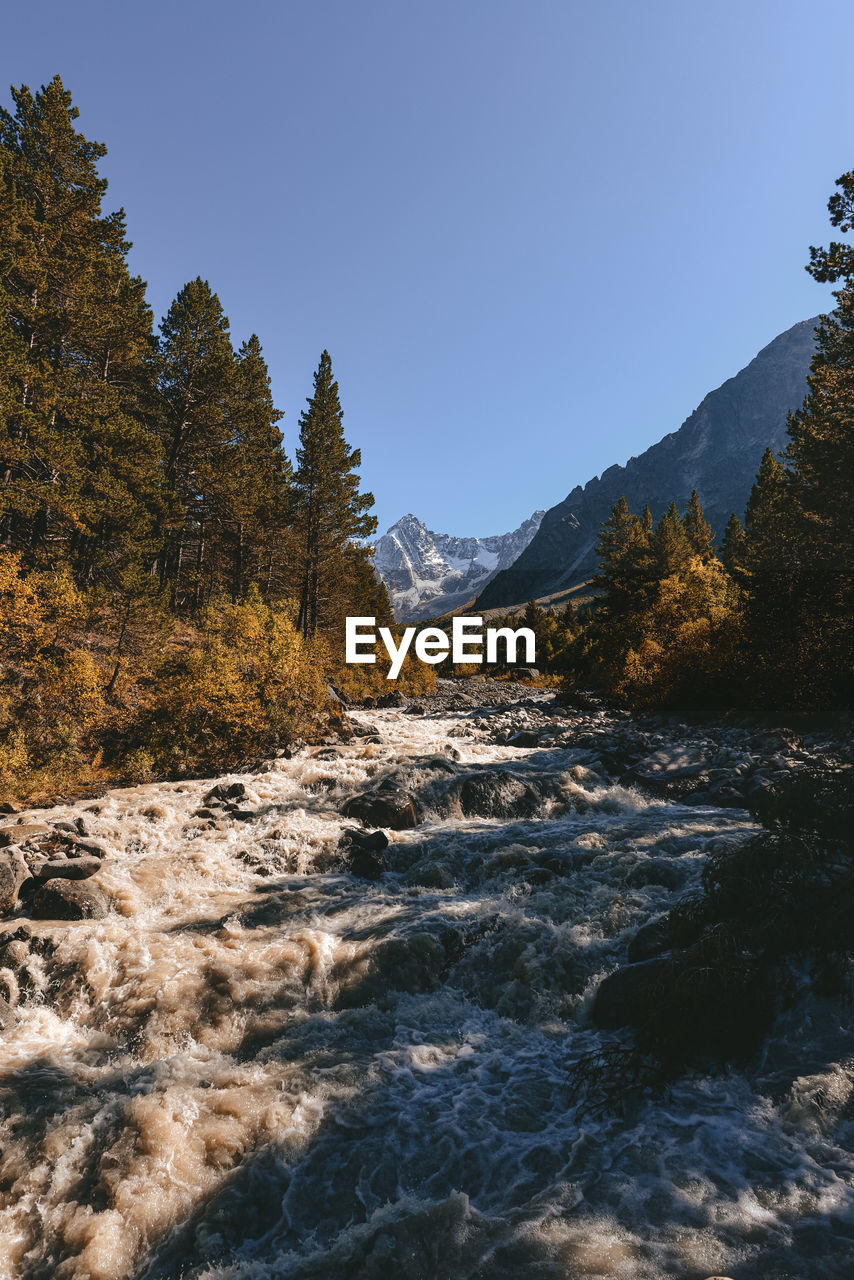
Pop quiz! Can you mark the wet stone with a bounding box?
[341,788,418,830]
[455,771,543,820]
[351,722,380,737]
[32,878,109,921]
[33,856,101,882]
[628,915,673,963]
[204,781,247,805]
[0,823,51,848]
[339,827,390,877]
[0,849,33,914]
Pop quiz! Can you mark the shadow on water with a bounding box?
[7,727,854,1279]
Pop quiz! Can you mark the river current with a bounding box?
[0,685,852,1279]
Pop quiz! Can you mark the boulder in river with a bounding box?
[0,823,51,848]
[33,856,102,882]
[627,915,672,963]
[204,781,247,805]
[507,730,540,748]
[456,771,542,819]
[32,878,109,920]
[339,827,389,855]
[349,845,390,879]
[376,690,405,708]
[0,849,33,914]
[341,788,418,829]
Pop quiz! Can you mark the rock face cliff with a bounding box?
[476,317,821,610]
[374,511,545,621]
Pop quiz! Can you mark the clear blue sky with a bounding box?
[3,1,853,536]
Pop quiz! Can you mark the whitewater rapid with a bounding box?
[0,689,852,1279]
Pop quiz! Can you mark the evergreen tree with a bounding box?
[0,76,164,579]
[226,335,292,601]
[594,496,648,615]
[640,504,654,538]
[719,512,747,575]
[785,168,854,699]
[293,351,376,636]
[740,448,796,695]
[654,501,693,577]
[156,278,235,608]
[682,490,714,560]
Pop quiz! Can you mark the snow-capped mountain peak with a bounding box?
[373,511,545,621]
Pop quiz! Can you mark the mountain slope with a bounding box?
[374,511,545,621]
[476,317,820,610]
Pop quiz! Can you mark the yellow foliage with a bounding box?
[118,591,330,772]
[608,557,743,708]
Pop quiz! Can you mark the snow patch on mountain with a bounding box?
[374,511,545,621]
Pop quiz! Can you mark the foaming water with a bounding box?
[0,698,852,1278]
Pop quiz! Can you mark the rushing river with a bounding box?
[0,685,852,1279]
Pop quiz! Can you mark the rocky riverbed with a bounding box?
[0,678,851,1279]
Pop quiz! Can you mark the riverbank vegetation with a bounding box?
[0,76,432,802]
[483,168,854,718]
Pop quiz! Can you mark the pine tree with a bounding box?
[226,335,291,601]
[156,278,235,608]
[654,501,693,577]
[740,448,796,695]
[293,351,376,636]
[0,76,164,579]
[640,504,654,538]
[784,168,854,700]
[743,449,788,571]
[594,496,646,615]
[720,513,747,575]
[682,490,714,560]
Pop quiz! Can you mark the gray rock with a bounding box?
[507,730,540,748]
[33,856,101,882]
[634,747,711,781]
[351,722,380,738]
[0,850,33,914]
[376,690,405,708]
[341,788,418,830]
[0,823,50,848]
[204,782,247,805]
[0,938,30,971]
[32,879,109,920]
[628,915,672,963]
[456,771,542,819]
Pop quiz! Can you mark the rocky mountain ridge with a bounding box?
[476,316,821,609]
